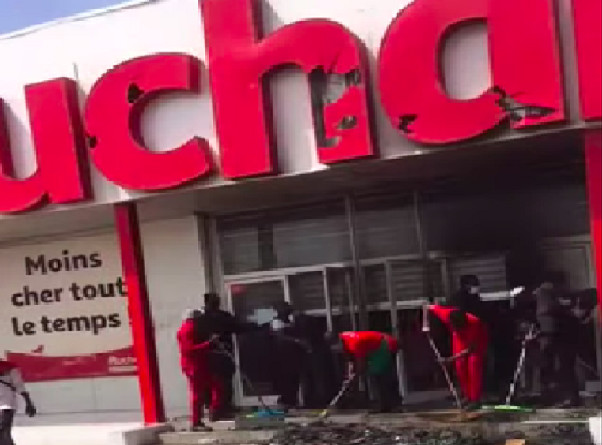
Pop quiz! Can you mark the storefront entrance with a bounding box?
[214,155,601,409]
[224,260,455,406]
[225,267,360,405]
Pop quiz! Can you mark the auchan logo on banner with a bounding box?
[0,0,600,214]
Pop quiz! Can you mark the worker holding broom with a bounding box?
[327,331,401,413]
[177,309,221,431]
[427,305,488,410]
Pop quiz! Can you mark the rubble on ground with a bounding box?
[269,423,490,445]
[268,422,594,445]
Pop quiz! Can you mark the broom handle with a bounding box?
[427,334,463,410]
[423,306,462,410]
[215,342,273,413]
[505,324,534,405]
[320,373,356,418]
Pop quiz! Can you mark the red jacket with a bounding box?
[177,320,213,374]
[340,331,399,361]
[429,305,488,355]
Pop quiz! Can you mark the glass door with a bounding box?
[227,277,287,406]
[325,266,359,332]
[386,259,449,403]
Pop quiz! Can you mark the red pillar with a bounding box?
[584,130,602,318]
[114,203,165,423]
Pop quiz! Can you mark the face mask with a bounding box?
[468,286,480,295]
[271,319,286,331]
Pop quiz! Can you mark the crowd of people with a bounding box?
[176,292,405,431]
[177,273,599,430]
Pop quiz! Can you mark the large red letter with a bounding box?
[379,0,565,144]
[572,0,602,121]
[0,79,89,213]
[201,0,374,179]
[85,54,212,191]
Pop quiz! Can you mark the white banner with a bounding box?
[0,232,136,381]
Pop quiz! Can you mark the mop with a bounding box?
[422,305,463,411]
[483,324,535,413]
[214,342,285,419]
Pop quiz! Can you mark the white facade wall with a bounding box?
[141,216,208,417]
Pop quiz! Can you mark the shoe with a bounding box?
[554,398,581,409]
[463,402,481,412]
[191,422,213,432]
[209,410,235,422]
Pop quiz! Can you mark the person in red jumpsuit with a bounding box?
[330,331,401,412]
[429,305,488,409]
[177,309,221,431]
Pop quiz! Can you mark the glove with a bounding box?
[25,403,37,417]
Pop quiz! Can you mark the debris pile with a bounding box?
[269,423,490,445]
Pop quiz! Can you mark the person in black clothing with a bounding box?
[449,275,484,319]
[198,292,254,420]
[534,271,580,406]
[294,313,337,408]
[269,302,310,410]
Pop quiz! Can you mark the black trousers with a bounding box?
[207,353,236,414]
[539,333,579,403]
[274,367,301,407]
[0,409,15,445]
[370,366,401,412]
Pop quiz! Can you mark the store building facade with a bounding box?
[0,0,600,424]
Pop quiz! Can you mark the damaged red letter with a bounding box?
[379,0,565,144]
[201,0,374,178]
[85,54,212,191]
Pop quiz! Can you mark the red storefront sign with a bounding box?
[0,0,600,214]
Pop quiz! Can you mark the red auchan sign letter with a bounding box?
[572,0,602,121]
[201,0,374,179]
[0,79,89,213]
[0,0,599,214]
[378,0,565,144]
[85,54,213,191]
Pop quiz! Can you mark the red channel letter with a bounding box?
[0,79,89,213]
[572,0,602,121]
[85,54,212,190]
[201,0,374,179]
[378,0,565,144]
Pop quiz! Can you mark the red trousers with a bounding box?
[185,371,223,424]
[454,352,485,403]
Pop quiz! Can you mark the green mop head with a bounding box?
[482,404,535,413]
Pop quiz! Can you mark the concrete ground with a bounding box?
[12,411,169,445]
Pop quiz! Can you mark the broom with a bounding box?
[483,323,535,414]
[422,305,463,411]
[318,372,357,419]
[214,342,285,418]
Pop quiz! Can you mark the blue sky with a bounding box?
[0,0,128,34]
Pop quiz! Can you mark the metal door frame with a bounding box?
[226,275,289,407]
